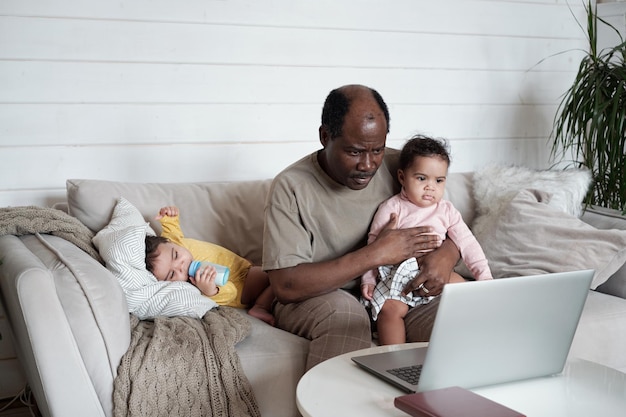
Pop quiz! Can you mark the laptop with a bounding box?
[351,269,594,393]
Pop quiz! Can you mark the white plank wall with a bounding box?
[0,0,590,207]
[598,2,626,50]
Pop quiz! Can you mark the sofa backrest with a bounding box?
[66,174,476,267]
[444,172,476,227]
[67,179,272,265]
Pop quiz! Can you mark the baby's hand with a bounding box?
[190,264,218,297]
[361,284,375,301]
[155,206,179,220]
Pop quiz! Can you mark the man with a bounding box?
[262,84,460,370]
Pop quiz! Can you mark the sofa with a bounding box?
[0,170,625,417]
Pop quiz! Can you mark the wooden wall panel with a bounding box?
[0,0,590,207]
[597,2,626,50]
[0,103,557,145]
[0,1,584,39]
[0,62,577,105]
[0,16,582,71]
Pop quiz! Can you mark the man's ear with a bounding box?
[319,125,330,147]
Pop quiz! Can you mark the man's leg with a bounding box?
[404,297,441,342]
[273,289,371,370]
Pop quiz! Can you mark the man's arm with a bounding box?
[269,215,442,303]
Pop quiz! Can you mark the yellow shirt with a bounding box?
[159,215,251,308]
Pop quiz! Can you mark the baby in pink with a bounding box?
[361,135,492,345]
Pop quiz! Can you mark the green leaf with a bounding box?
[550,1,626,213]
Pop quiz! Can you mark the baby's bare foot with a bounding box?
[248,305,275,326]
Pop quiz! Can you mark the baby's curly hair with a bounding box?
[145,235,169,273]
[399,134,451,171]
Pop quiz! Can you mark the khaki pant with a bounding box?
[273,290,440,371]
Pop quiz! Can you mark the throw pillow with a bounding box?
[472,164,591,220]
[92,197,217,319]
[469,189,626,289]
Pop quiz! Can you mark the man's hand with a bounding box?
[401,238,460,297]
[370,213,442,266]
[268,213,450,305]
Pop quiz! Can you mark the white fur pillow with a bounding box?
[472,164,591,219]
[92,197,217,319]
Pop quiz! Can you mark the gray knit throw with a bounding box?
[113,307,260,417]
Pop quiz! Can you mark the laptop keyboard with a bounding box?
[387,364,422,386]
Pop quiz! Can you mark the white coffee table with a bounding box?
[296,343,626,417]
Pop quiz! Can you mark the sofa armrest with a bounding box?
[0,234,130,417]
[582,206,626,299]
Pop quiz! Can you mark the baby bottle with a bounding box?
[188,260,230,286]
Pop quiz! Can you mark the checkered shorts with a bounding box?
[362,257,434,321]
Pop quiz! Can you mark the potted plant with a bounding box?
[550,1,626,213]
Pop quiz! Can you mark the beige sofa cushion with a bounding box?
[444,172,476,226]
[583,206,626,298]
[67,179,272,265]
[467,189,626,289]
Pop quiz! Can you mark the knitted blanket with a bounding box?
[0,205,102,263]
[113,307,260,417]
